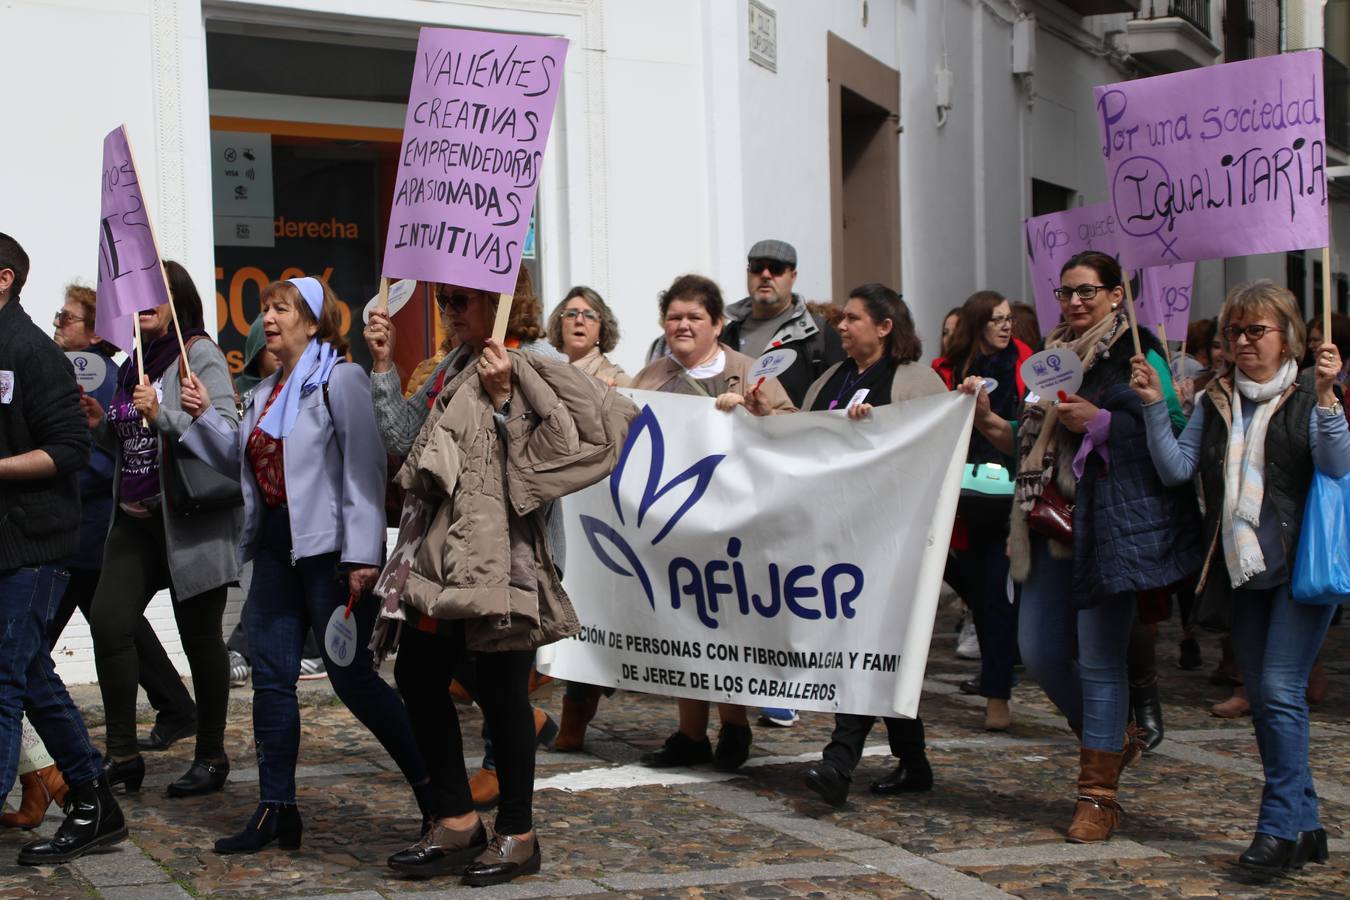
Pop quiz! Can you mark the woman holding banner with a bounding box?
[962,250,1199,844]
[631,274,794,774]
[1131,280,1349,874]
[83,262,239,800]
[178,276,432,853]
[932,290,1031,732]
[794,283,944,807]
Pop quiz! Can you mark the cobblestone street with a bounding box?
[4,610,1349,899]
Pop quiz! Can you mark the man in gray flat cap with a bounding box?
[721,239,843,407]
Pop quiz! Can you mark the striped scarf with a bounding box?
[1221,358,1298,587]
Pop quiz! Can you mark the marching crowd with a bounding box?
[0,228,1347,886]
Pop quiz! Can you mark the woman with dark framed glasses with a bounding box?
[962,251,1199,845]
[1131,281,1349,875]
[545,286,630,388]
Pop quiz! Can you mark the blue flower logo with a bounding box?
[580,405,725,609]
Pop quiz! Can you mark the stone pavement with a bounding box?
[3,610,1350,898]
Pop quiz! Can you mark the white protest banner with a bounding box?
[1094,50,1328,269]
[537,389,974,718]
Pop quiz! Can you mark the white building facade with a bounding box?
[3,0,1347,682]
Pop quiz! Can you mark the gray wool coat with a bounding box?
[95,338,243,600]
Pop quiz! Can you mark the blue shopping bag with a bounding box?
[1292,469,1350,605]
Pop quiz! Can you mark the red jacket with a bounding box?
[932,338,1033,396]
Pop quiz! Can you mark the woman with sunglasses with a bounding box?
[933,291,1032,732]
[546,286,630,388]
[1131,281,1349,875]
[961,251,1199,844]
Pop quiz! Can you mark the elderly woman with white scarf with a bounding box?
[1131,280,1349,876]
[181,277,432,855]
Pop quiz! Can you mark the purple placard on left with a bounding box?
[1023,202,1120,334]
[96,126,169,355]
[1094,50,1329,269]
[383,27,568,293]
[1137,262,1196,337]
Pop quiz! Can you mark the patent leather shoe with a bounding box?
[137,717,197,753]
[105,756,145,794]
[461,832,541,887]
[803,762,850,808]
[640,731,713,768]
[166,758,229,798]
[1292,828,1330,868]
[388,820,489,876]
[1237,832,1296,875]
[214,803,302,854]
[870,760,933,795]
[1129,683,1165,751]
[17,776,126,865]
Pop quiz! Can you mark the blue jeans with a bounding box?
[1018,537,1135,751]
[246,507,428,803]
[1229,582,1335,840]
[0,564,102,805]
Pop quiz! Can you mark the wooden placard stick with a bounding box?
[1157,319,1175,378]
[491,291,514,344]
[1121,269,1143,356]
[377,276,390,313]
[120,125,192,379]
[132,310,149,428]
[1323,246,1333,345]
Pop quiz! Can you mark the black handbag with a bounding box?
[162,434,243,517]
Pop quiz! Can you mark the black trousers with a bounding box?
[395,624,536,834]
[822,713,926,775]
[48,567,197,728]
[89,511,229,761]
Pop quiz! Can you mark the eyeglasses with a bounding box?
[988,314,1014,325]
[1053,284,1108,302]
[1221,324,1278,343]
[561,309,600,323]
[747,258,791,277]
[53,311,86,327]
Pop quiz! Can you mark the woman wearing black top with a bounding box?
[797,284,948,808]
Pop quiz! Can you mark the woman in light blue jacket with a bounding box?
[180,277,432,855]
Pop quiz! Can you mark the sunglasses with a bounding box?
[436,291,478,312]
[747,258,791,277]
[561,308,600,323]
[1221,324,1278,343]
[53,311,87,327]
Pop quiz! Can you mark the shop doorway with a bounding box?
[827,33,901,302]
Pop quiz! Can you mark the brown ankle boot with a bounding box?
[554,688,602,752]
[0,765,66,829]
[1066,747,1124,844]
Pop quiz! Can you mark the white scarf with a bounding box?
[1221,357,1298,587]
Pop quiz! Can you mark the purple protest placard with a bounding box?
[1137,262,1196,336]
[1094,51,1328,269]
[383,28,568,293]
[1023,203,1121,334]
[96,125,169,355]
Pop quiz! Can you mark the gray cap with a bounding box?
[747,239,797,267]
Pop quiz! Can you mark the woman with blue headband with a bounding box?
[180,277,432,854]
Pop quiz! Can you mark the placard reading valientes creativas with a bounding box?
[383,28,569,293]
[1094,50,1328,269]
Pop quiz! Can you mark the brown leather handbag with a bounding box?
[1027,481,1074,543]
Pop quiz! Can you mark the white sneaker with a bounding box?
[299,657,328,680]
[228,650,250,687]
[956,618,982,660]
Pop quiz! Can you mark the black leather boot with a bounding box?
[17,776,127,865]
[1129,682,1165,751]
[214,803,302,854]
[1292,828,1330,868]
[712,723,752,771]
[167,758,229,798]
[104,755,145,794]
[1238,832,1296,874]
